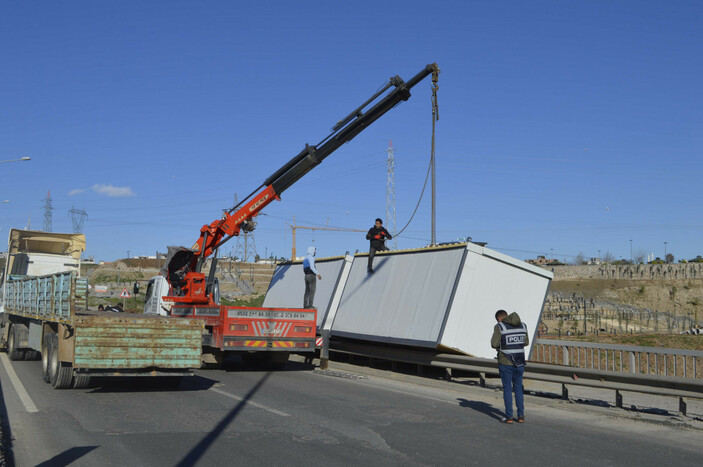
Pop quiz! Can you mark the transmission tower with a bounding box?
[232,194,258,262]
[42,190,54,232]
[68,207,88,233]
[386,139,397,249]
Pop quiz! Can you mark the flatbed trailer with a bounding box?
[1,271,203,389]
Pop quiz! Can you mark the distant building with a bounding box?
[527,255,563,266]
[527,255,548,265]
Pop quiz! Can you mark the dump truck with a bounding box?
[0,229,202,389]
[147,63,440,367]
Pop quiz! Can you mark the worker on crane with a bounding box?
[303,246,322,308]
[366,218,392,274]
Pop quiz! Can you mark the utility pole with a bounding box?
[42,191,53,232]
[430,70,439,246]
[664,241,668,261]
[68,207,88,233]
[630,239,633,263]
[233,193,258,262]
[386,140,397,250]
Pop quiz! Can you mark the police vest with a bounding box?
[498,321,527,366]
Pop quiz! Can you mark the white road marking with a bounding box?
[0,353,39,413]
[209,387,290,417]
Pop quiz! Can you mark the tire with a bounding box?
[7,325,25,361]
[41,334,53,383]
[48,333,73,389]
[72,374,92,389]
[24,350,40,361]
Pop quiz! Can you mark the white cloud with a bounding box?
[91,184,135,197]
[68,188,86,196]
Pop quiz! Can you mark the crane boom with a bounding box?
[166,63,440,304]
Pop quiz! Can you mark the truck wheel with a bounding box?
[7,325,25,361]
[41,334,53,383]
[72,374,92,389]
[48,333,73,389]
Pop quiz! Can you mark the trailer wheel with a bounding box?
[72,374,92,389]
[48,333,73,389]
[7,325,25,361]
[41,334,53,383]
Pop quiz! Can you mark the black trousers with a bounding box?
[303,273,317,308]
[368,245,389,270]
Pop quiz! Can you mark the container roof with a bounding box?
[7,229,86,259]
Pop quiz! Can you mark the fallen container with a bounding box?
[263,243,553,359]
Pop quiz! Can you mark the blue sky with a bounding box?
[1,1,701,263]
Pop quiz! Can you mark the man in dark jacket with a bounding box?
[366,218,392,274]
[491,309,529,424]
[107,302,125,313]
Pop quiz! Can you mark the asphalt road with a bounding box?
[1,355,701,466]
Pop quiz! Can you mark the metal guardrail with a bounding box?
[533,338,703,379]
[329,340,703,414]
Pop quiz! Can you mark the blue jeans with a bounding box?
[499,364,525,418]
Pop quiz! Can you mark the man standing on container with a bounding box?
[302,246,321,309]
[491,309,529,424]
[366,218,392,274]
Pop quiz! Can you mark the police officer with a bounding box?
[491,309,529,424]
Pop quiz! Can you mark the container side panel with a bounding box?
[441,250,551,358]
[262,259,344,327]
[331,248,464,346]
